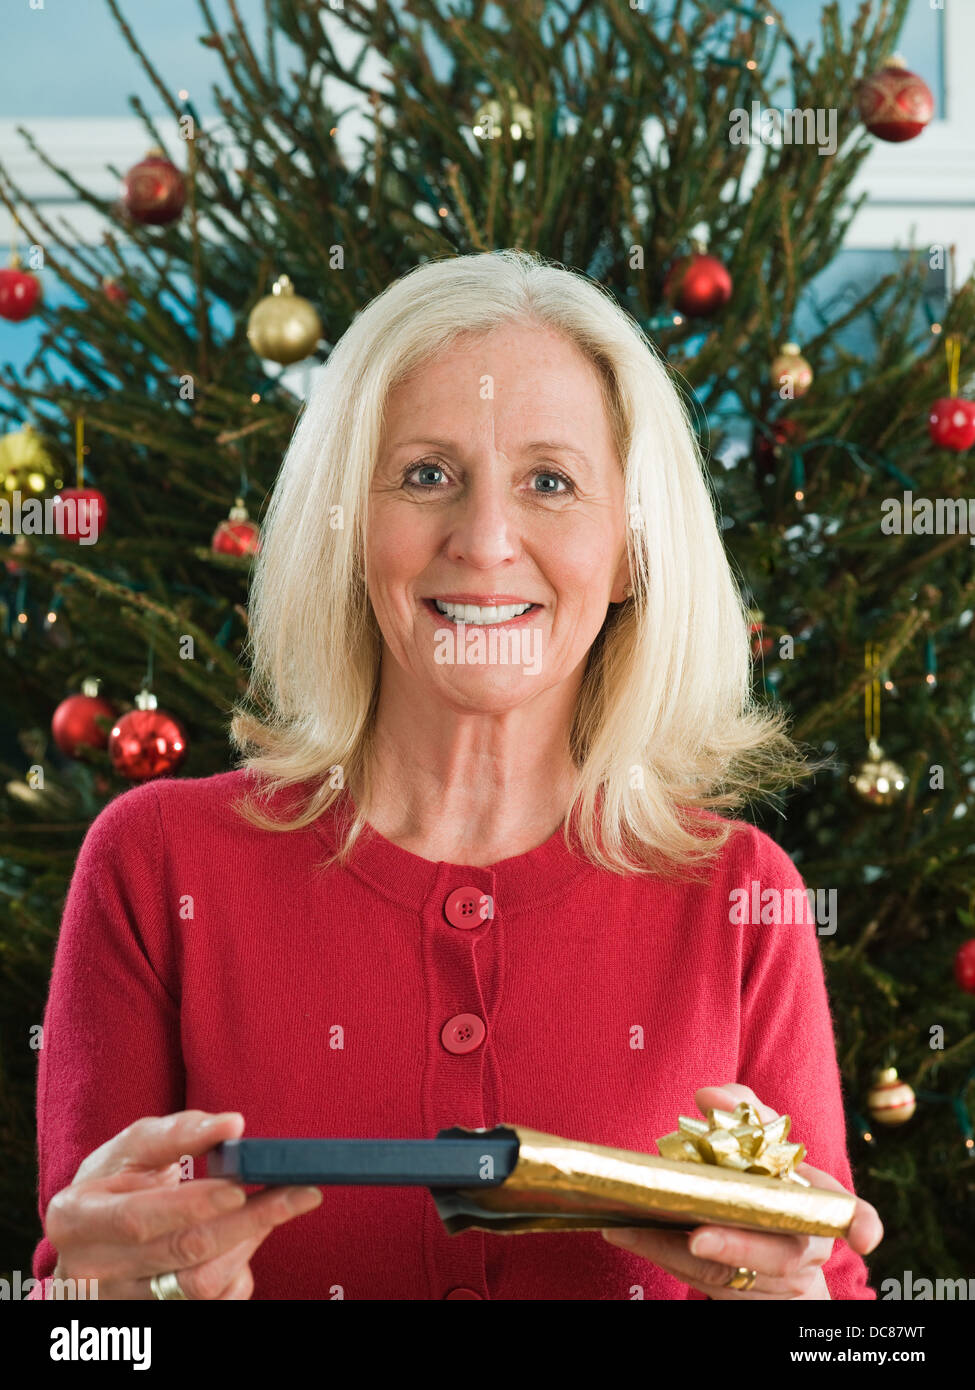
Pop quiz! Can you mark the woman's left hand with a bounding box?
[602,1083,884,1300]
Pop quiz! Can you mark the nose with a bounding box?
[443,465,520,570]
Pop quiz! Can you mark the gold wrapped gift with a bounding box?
[432,1107,855,1239]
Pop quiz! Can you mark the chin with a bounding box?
[427,673,544,712]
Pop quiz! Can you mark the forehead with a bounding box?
[383,322,612,439]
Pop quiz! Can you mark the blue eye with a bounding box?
[533,471,572,493]
[404,463,446,488]
[401,461,575,494]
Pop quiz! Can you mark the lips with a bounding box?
[422,598,540,628]
[428,594,539,604]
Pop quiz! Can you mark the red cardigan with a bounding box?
[30,770,875,1300]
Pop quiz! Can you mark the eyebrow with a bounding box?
[389,438,595,471]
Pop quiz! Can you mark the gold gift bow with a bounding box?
[655,1101,812,1188]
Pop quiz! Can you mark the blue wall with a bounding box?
[0,1,944,119]
[0,0,947,394]
[0,0,267,117]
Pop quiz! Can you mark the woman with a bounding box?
[30,249,882,1300]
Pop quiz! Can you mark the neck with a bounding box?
[357,661,582,865]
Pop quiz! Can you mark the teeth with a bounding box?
[434,600,533,625]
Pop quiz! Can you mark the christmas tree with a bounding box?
[1,0,973,1289]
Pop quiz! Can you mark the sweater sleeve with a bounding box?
[733,824,877,1301]
[28,783,184,1295]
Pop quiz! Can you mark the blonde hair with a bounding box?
[231,249,820,881]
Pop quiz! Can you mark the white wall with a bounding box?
[844,1,975,288]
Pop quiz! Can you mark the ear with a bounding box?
[609,555,633,605]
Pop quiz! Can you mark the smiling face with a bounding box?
[365,320,630,714]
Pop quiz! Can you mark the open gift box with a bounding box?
[210,1102,856,1240]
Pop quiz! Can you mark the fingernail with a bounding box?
[213,1185,246,1210]
[690,1233,725,1258]
[602,1227,638,1246]
[289,1186,322,1210]
[200,1112,241,1130]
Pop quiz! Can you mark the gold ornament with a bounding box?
[851,645,906,806]
[771,342,813,398]
[5,778,45,807]
[656,1100,811,1186]
[246,275,323,365]
[849,736,908,807]
[0,424,63,498]
[472,89,534,142]
[865,1066,916,1127]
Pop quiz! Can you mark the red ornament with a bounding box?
[856,57,934,143]
[754,419,806,473]
[109,691,188,781]
[103,277,129,304]
[212,497,260,557]
[663,251,732,319]
[0,256,42,322]
[748,609,773,659]
[928,398,975,453]
[51,679,117,757]
[52,487,108,543]
[121,148,186,226]
[4,536,31,575]
[955,939,975,994]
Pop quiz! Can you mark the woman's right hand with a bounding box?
[44,1110,323,1299]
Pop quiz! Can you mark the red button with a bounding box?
[444,886,492,929]
[444,1287,483,1299]
[441,1013,486,1054]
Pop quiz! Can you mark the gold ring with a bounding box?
[724,1266,759,1291]
[150,1270,188,1300]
